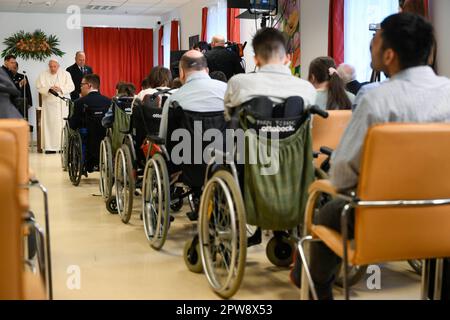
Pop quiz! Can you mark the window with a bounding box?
[207,0,228,42]
[163,22,171,69]
[344,0,399,82]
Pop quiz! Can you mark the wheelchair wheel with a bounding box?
[114,145,135,224]
[142,153,170,250]
[408,260,423,275]
[106,196,118,214]
[68,132,83,186]
[335,264,368,288]
[266,233,296,268]
[184,237,203,274]
[198,170,247,299]
[99,138,113,200]
[61,124,69,171]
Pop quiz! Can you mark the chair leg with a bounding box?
[343,259,350,300]
[421,259,430,300]
[340,204,352,301]
[298,236,319,300]
[433,259,444,300]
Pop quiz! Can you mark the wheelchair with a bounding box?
[112,93,170,224]
[61,99,74,172]
[99,97,133,214]
[181,96,330,299]
[67,104,109,186]
[141,102,227,251]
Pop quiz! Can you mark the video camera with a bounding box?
[369,23,381,32]
[226,41,247,58]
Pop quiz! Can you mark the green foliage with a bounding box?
[1,29,65,61]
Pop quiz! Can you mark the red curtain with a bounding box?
[227,8,241,43]
[83,27,153,97]
[328,0,345,66]
[158,26,164,66]
[403,0,429,17]
[171,20,180,51]
[201,7,208,42]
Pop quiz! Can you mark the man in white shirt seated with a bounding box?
[159,50,227,141]
[305,13,450,300]
[224,27,317,120]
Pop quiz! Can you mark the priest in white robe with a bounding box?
[36,59,75,153]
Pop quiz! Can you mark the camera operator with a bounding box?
[205,35,245,81]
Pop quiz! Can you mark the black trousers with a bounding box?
[310,199,355,300]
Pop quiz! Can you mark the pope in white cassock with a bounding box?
[36,59,75,152]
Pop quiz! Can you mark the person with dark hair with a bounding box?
[205,35,245,81]
[135,66,172,107]
[171,78,183,89]
[69,74,111,172]
[141,78,151,91]
[116,82,136,97]
[159,50,226,141]
[0,64,22,119]
[101,82,135,129]
[297,13,450,300]
[66,51,94,100]
[308,57,354,110]
[10,62,33,117]
[2,55,16,79]
[225,28,316,118]
[210,71,227,83]
[193,41,210,54]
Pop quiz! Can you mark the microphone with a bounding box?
[49,88,60,97]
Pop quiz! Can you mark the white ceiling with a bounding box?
[0,0,191,16]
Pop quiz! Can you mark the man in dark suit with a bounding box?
[337,63,367,96]
[66,51,93,101]
[69,74,110,173]
[205,35,245,81]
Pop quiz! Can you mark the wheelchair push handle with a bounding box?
[320,146,334,156]
[308,105,329,119]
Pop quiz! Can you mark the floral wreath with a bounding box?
[1,30,65,62]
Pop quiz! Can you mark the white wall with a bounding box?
[0,11,159,140]
[161,0,214,50]
[300,0,329,79]
[161,0,330,75]
[430,0,450,77]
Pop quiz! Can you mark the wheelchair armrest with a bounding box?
[320,146,334,156]
[308,179,338,197]
[147,135,165,145]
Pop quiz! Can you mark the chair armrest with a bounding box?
[304,180,338,235]
[308,179,338,196]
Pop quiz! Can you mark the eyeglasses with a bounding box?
[80,82,89,87]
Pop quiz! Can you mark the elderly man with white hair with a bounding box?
[205,35,245,81]
[337,63,365,96]
[36,58,75,153]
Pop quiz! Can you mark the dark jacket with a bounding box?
[66,63,93,101]
[69,91,111,130]
[11,72,33,117]
[346,80,363,96]
[205,46,245,81]
[69,91,111,171]
[0,67,22,119]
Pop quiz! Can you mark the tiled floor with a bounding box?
[29,152,421,300]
